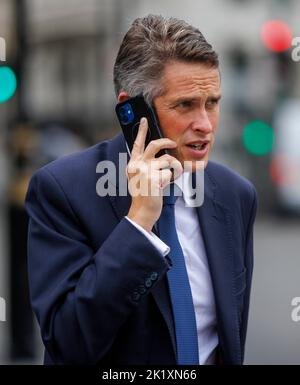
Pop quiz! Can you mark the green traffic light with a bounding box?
[242,120,274,156]
[0,66,17,103]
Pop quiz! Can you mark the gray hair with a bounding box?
[113,14,219,105]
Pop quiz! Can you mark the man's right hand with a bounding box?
[126,117,183,232]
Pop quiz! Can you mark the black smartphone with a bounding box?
[115,95,168,157]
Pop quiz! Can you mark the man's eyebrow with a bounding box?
[171,96,196,104]
[207,94,222,100]
[170,94,222,104]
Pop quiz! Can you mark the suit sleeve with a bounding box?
[240,185,258,360]
[25,167,170,364]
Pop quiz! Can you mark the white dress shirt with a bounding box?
[125,172,218,365]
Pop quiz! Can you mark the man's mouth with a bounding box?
[186,141,209,151]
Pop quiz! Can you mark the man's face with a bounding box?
[153,61,221,171]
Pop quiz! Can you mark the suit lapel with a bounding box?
[195,167,241,364]
[106,133,177,356]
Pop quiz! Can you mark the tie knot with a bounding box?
[163,183,179,206]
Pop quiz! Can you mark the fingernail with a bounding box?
[140,117,146,125]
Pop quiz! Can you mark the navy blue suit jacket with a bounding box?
[25,133,257,365]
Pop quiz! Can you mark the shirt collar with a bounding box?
[173,171,193,206]
[173,169,205,208]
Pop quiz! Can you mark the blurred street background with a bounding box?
[0,0,299,365]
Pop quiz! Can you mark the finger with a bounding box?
[143,138,177,159]
[159,169,173,189]
[156,154,176,163]
[156,154,183,180]
[126,160,146,177]
[149,158,172,171]
[169,158,183,181]
[131,117,148,158]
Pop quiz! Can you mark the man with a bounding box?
[25,15,257,365]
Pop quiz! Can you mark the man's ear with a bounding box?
[117,91,130,103]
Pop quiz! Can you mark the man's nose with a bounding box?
[191,109,213,134]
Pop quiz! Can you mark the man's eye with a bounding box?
[206,99,219,107]
[177,101,192,108]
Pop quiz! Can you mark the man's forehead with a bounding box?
[163,60,219,76]
[161,61,221,98]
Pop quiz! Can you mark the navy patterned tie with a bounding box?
[158,184,199,364]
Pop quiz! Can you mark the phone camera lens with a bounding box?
[119,103,134,125]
